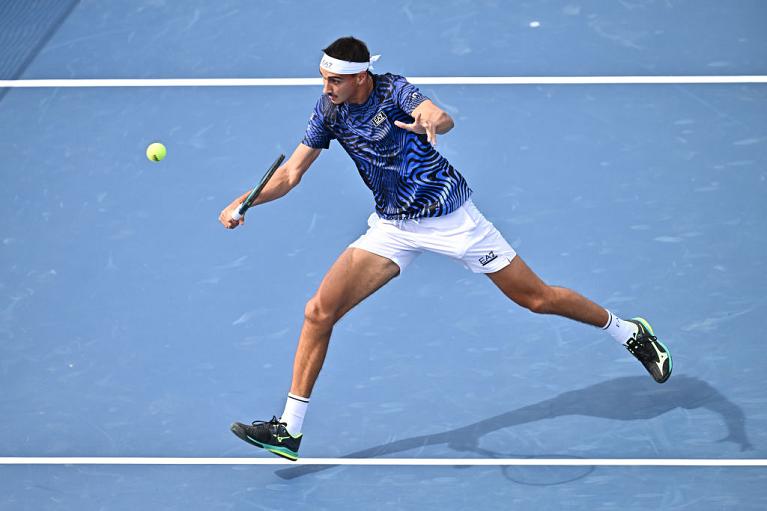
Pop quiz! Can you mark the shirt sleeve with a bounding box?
[301,97,334,149]
[393,75,429,115]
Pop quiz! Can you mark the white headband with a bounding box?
[320,53,381,74]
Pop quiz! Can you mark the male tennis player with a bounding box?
[220,37,672,461]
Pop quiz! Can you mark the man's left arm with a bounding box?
[394,100,454,146]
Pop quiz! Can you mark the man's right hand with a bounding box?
[219,201,245,229]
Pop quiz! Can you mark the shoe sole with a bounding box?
[632,317,673,383]
[230,423,299,461]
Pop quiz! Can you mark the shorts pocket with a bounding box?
[462,200,483,228]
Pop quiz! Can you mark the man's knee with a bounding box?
[304,296,338,329]
[520,287,555,315]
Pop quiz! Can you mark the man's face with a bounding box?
[320,68,363,104]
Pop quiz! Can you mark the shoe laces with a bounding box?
[626,331,658,357]
[251,416,286,428]
[636,330,658,344]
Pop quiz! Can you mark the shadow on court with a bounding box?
[276,375,751,481]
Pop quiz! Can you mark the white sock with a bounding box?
[602,310,639,345]
[280,393,309,436]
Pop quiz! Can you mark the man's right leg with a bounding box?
[290,246,401,398]
[231,247,400,460]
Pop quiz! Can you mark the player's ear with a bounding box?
[356,71,367,85]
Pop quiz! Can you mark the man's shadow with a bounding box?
[276,375,752,480]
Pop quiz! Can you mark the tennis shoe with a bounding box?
[625,317,672,383]
[231,416,302,461]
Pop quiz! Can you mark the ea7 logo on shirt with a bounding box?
[372,110,388,127]
[479,251,498,266]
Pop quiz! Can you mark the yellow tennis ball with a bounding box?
[146,142,167,162]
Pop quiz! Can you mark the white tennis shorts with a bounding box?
[349,199,517,273]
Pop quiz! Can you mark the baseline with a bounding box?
[1,457,766,466]
[1,75,766,88]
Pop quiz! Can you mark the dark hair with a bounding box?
[322,36,370,63]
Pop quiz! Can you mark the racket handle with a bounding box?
[231,209,243,221]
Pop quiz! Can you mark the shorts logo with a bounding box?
[479,251,498,266]
[372,111,388,126]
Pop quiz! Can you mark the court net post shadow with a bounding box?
[276,375,752,480]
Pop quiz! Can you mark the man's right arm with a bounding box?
[219,143,322,229]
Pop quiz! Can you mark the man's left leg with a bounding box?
[487,255,607,326]
[487,256,672,383]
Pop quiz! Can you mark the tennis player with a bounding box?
[220,37,672,461]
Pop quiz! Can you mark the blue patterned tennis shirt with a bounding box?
[302,73,472,220]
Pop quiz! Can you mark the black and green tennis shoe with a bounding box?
[625,317,672,383]
[231,416,302,461]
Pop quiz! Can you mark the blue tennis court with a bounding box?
[1,1,766,509]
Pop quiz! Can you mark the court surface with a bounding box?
[1,1,766,509]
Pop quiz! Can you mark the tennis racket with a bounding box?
[231,153,285,221]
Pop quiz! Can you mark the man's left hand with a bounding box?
[394,111,438,146]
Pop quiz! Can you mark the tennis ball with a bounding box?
[146,142,167,162]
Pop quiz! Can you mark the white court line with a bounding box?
[1,457,766,466]
[1,74,763,468]
[1,73,763,468]
[0,76,766,88]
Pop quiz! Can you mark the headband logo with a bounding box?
[320,53,379,74]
